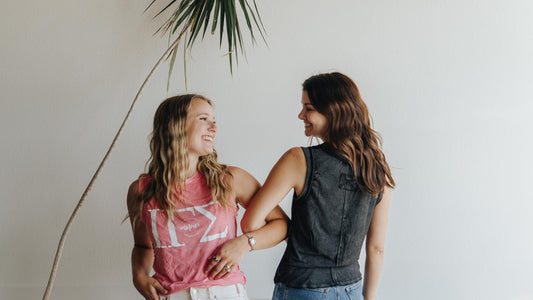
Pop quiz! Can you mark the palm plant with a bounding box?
[42,1,266,299]
[152,0,266,77]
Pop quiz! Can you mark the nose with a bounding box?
[208,121,217,133]
[298,108,305,120]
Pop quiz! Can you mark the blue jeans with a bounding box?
[272,281,363,300]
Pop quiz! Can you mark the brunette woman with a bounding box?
[242,72,394,300]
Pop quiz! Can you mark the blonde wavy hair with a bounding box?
[129,94,233,228]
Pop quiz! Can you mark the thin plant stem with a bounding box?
[42,28,187,300]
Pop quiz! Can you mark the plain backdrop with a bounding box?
[1,1,533,299]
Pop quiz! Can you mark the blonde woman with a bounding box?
[127,94,288,300]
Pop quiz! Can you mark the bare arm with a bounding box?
[206,166,291,279]
[232,166,290,249]
[363,188,392,300]
[240,147,306,233]
[127,180,167,300]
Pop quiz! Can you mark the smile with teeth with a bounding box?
[202,135,214,141]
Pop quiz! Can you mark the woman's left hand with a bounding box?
[205,235,250,280]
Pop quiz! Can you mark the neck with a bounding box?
[187,154,199,178]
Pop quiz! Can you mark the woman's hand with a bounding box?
[128,181,165,300]
[133,274,167,300]
[205,235,250,280]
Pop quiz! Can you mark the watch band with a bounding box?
[244,233,256,251]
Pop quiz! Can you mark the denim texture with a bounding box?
[272,280,363,300]
[274,143,381,288]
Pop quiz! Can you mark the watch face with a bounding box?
[246,233,256,249]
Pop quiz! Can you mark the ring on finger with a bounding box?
[225,265,232,272]
[212,256,221,263]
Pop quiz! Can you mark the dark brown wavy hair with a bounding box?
[129,94,233,228]
[303,72,395,196]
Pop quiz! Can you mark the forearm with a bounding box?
[205,216,288,279]
[131,246,154,283]
[244,217,288,250]
[363,248,385,300]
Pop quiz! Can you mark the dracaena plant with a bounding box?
[42,1,265,299]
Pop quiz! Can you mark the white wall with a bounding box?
[1,1,533,299]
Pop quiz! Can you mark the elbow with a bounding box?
[240,215,256,233]
[241,214,268,233]
[240,218,252,233]
[367,244,385,258]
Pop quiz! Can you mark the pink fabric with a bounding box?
[139,172,246,295]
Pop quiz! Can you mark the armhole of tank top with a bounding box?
[376,192,383,205]
[294,147,313,201]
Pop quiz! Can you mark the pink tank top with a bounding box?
[139,172,246,294]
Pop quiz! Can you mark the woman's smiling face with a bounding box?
[185,98,218,158]
[298,90,327,139]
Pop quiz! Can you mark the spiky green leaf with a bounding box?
[146,0,267,82]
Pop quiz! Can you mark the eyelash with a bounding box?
[200,117,215,124]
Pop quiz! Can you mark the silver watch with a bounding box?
[244,233,256,251]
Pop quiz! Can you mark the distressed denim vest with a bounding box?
[274,143,382,288]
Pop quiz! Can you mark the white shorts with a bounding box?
[160,283,248,300]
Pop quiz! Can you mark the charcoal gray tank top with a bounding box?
[274,143,382,288]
